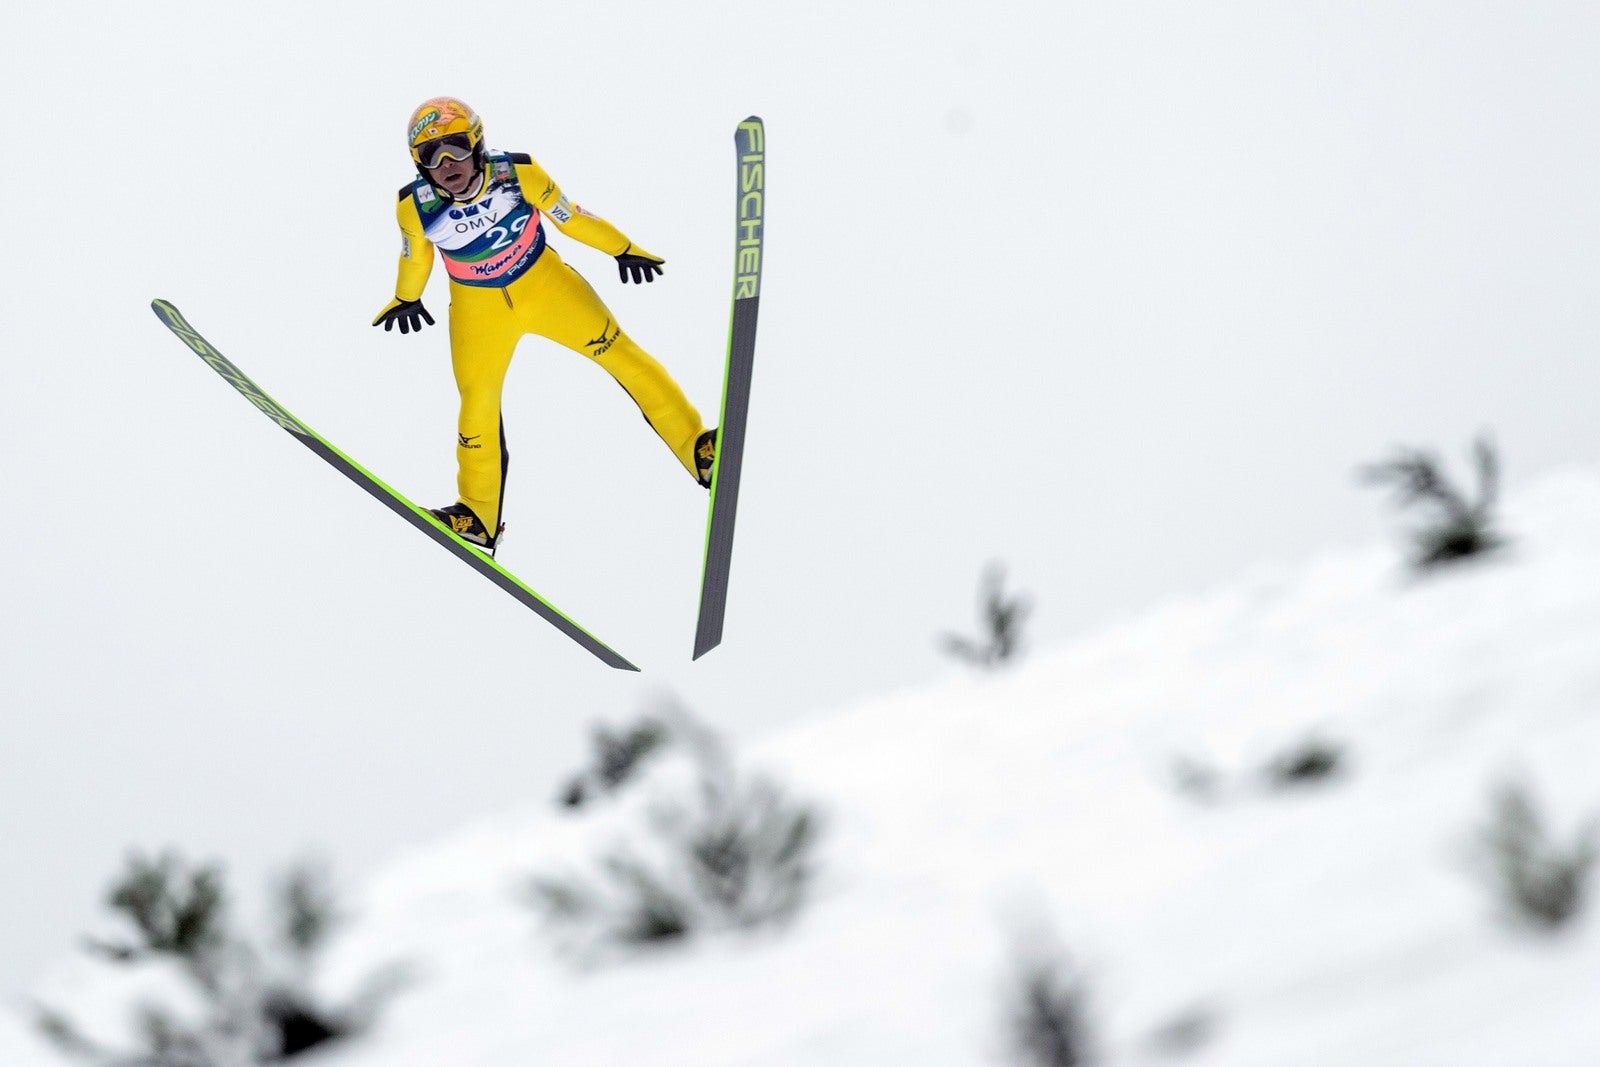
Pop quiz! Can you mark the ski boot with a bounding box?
[695,429,717,489]
[428,502,504,553]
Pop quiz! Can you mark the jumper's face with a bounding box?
[428,154,479,197]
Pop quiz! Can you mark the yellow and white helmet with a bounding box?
[407,97,485,171]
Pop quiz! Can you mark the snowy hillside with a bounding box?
[22,470,1600,1065]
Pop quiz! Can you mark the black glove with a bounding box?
[371,298,436,334]
[616,246,665,284]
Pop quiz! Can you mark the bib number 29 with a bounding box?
[487,213,531,250]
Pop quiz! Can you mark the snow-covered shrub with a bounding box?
[85,852,228,964]
[38,853,405,1065]
[530,720,823,956]
[1005,943,1095,1066]
[1474,781,1598,931]
[558,714,672,809]
[41,999,221,1067]
[1263,736,1346,790]
[1169,737,1345,803]
[1361,434,1508,570]
[942,561,1033,669]
[535,852,694,946]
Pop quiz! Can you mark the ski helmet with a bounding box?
[407,97,485,172]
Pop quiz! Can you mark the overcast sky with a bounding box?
[4,1,1599,997]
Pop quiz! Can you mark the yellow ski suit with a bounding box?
[381,150,706,534]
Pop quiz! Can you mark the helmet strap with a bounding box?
[455,170,486,201]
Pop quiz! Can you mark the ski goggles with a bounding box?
[413,133,477,170]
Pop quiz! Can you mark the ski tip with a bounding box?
[150,299,189,332]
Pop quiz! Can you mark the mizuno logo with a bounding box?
[585,320,621,357]
[459,433,482,449]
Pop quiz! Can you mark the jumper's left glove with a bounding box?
[616,245,665,284]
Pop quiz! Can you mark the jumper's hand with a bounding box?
[372,298,435,334]
[616,246,665,284]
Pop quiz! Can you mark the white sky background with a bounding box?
[3,1,1599,997]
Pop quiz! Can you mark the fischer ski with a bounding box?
[693,116,765,660]
[150,299,638,671]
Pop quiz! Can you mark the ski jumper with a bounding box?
[389,150,706,533]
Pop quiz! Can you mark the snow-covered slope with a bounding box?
[26,470,1600,1065]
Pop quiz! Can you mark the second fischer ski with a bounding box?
[693,116,766,660]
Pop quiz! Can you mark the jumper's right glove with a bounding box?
[371,298,435,334]
[616,245,665,284]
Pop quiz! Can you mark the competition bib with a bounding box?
[412,154,546,287]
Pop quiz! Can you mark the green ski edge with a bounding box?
[150,299,638,671]
[694,115,765,659]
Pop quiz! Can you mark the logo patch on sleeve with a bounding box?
[549,194,573,224]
